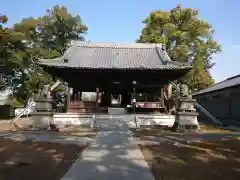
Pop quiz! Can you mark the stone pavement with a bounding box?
[0,131,93,145]
[61,118,155,180]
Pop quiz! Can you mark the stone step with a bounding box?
[108,107,125,114]
[136,114,176,127]
[53,113,94,127]
[68,108,97,113]
[54,113,93,117]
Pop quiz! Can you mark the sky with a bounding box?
[1,0,240,83]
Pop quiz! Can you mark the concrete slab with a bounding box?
[61,119,155,180]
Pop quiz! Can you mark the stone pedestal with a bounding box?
[177,99,196,112]
[174,111,200,132]
[35,99,53,112]
[173,98,200,132]
[31,98,53,130]
[31,111,53,130]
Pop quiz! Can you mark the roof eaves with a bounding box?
[192,75,240,96]
[155,44,192,69]
[38,57,64,65]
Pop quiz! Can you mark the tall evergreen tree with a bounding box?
[137,5,221,91]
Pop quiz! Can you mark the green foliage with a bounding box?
[0,15,30,93]
[38,5,87,53]
[54,83,66,92]
[137,5,221,90]
[1,5,87,104]
[6,97,24,108]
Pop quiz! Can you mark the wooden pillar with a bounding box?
[107,92,111,106]
[121,92,126,106]
[78,91,81,102]
[70,88,73,101]
[79,92,82,101]
[74,89,78,104]
[144,93,147,102]
[167,83,172,100]
[161,87,165,108]
[102,90,111,106]
[67,86,71,111]
[165,83,174,113]
[122,92,131,106]
[127,93,132,105]
[96,88,99,111]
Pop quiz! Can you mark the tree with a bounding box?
[137,5,221,91]
[0,15,8,89]
[0,15,28,94]
[2,5,88,104]
[38,5,88,56]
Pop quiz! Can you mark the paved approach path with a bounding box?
[61,118,155,180]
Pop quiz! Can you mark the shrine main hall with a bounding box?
[39,41,191,113]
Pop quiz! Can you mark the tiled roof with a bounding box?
[39,41,192,71]
[193,74,240,96]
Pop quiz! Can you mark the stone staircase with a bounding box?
[135,114,176,128]
[107,107,125,114]
[52,112,176,129]
[53,113,95,128]
[52,113,126,129]
[95,114,111,128]
[68,101,97,113]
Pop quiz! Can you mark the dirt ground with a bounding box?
[131,126,240,180]
[130,125,232,137]
[0,138,87,180]
[0,121,99,138]
[140,139,240,180]
[57,126,99,137]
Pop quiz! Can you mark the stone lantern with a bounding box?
[31,84,54,130]
[173,84,200,132]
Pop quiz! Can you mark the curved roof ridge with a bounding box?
[70,40,164,49]
[39,41,192,71]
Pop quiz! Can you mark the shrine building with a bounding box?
[39,41,192,114]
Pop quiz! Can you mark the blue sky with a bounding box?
[1,0,240,83]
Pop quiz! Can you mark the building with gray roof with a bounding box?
[193,74,240,125]
[39,41,192,113]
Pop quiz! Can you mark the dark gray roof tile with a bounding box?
[39,41,192,70]
[193,74,240,96]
